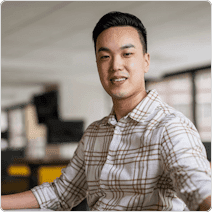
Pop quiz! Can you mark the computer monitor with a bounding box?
[33,91,59,124]
[46,120,84,144]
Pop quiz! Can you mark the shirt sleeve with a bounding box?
[160,115,211,211]
[31,138,88,211]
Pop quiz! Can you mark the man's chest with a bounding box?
[84,126,163,191]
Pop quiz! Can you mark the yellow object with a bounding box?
[38,166,67,184]
[8,165,31,176]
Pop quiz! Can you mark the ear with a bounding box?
[144,53,150,73]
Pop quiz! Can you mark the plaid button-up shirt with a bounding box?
[32,89,211,211]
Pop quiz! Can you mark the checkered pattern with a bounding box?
[31,90,211,211]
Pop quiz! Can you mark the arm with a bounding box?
[198,195,211,211]
[1,190,40,210]
[1,139,87,211]
[31,139,88,210]
[161,117,211,211]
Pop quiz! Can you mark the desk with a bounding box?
[12,158,70,188]
[10,158,89,211]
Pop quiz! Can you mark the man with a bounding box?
[2,11,211,211]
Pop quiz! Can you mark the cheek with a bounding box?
[97,64,105,76]
[127,62,138,76]
[97,67,109,85]
[130,63,135,68]
[129,61,140,70]
[132,61,146,74]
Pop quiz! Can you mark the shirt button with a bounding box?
[115,128,120,133]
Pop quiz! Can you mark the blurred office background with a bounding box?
[1,1,211,201]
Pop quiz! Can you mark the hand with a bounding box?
[1,190,40,210]
[198,195,211,211]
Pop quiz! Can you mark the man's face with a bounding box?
[96,26,150,101]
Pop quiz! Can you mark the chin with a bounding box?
[111,91,129,100]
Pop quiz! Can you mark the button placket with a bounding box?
[99,124,122,188]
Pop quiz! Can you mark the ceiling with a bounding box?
[1,1,211,107]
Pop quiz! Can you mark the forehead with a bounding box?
[96,26,141,49]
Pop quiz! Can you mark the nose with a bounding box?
[111,55,123,72]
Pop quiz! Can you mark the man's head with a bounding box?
[92,11,147,54]
[93,12,150,102]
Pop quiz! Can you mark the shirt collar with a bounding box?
[128,89,160,123]
[101,89,160,125]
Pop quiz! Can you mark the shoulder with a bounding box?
[83,116,109,134]
[76,116,109,148]
[157,103,202,151]
[161,106,196,132]
[155,97,196,130]
[147,98,200,145]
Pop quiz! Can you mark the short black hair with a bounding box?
[92,11,147,54]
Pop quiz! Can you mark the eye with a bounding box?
[124,53,133,57]
[100,55,110,60]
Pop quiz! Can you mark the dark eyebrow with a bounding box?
[97,47,110,53]
[120,44,135,50]
[97,44,135,53]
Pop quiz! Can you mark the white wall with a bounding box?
[1,74,112,131]
[60,74,112,129]
[1,85,44,109]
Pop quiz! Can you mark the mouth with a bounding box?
[110,77,128,83]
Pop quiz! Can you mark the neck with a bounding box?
[112,90,147,122]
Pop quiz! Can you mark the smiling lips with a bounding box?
[111,77,127,82]
[110,78,127,84]
[110,76,128,84]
